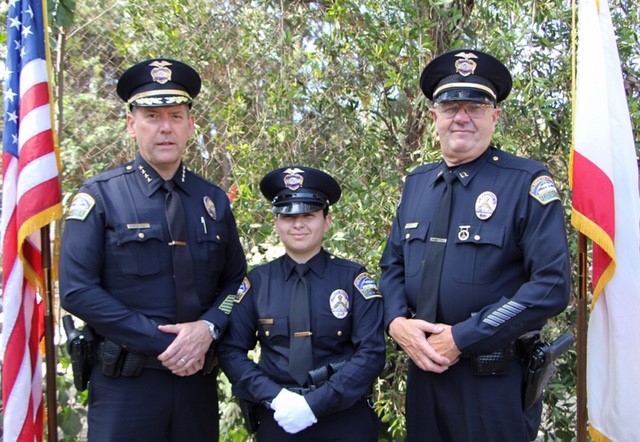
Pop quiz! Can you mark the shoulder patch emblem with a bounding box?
[354,272,382,300]
[67,193,95,221]
[529,176,561,205]
[234,277,251,304]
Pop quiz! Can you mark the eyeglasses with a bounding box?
[434,102,494,118]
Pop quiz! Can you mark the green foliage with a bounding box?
[28,0,640,440]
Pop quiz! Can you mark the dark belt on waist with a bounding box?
[96,339,218,377]
[143,356,169,371]
[283,385,316,395]
[461,336,534,376]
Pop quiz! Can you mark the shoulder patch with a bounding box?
[354,272,382,300]
[234,277,251,304]
[529,176,560,205]
[66,193,95,221]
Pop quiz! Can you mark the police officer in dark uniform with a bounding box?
[218,166,385,441]
[379,49,571,441]
[59,59,247,441]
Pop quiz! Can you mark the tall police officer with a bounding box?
[380,49,571,441]
[59,59,247,441]
[219,166,385,441]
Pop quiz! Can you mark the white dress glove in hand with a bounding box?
[271,388,317,434]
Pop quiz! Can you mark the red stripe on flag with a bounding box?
[19,82,50,117]
[570,150,615,290]
[16,130,54,165]
[17,177,62,230]
[571,149,615,237]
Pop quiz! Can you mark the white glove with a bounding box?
[271,388,317,434]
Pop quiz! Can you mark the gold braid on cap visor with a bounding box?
[127,89,192,106]
[433,82,497,101]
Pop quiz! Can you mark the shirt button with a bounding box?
[265,331,270,337]
[405,233,411,239]
[474,234,481,241]
[138,233,145,239]
[337,330,343,337]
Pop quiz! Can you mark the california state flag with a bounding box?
[571,0,640,440]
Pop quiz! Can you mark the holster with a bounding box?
[240,399,260,434]
[202,345,218,376]
[62,315,96,391]
[521,332,574,410]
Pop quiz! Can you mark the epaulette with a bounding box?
[83,161,135,185]
[486,147,547,175]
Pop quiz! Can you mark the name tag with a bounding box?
[127,223,151,229]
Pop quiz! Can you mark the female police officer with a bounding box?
[219,166,385,441]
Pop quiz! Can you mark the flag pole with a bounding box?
[571,3,587,439]
[41,225,59,442]
[576,232,588,442]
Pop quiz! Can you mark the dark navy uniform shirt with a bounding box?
[218,249,385,418]
[380,147,570,355]
[59,154,247,355]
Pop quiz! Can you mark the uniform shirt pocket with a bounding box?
[195,220,228,269]
[314,312,352,349]
[402,223,430,278]
[258,317,288,341]
[113,223,164,276]
[453,224,505,284]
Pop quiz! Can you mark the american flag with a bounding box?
[2,0,62,440]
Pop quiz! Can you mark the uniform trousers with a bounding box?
[256,399,379,441]
[406,358,542,442]
[87,365,219,442]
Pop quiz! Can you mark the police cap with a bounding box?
[260,166,341,215]
[420,49,512,104]
[116,59,201,109]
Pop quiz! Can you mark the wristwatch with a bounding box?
[202,320,220,340]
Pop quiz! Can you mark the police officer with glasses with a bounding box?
[380,49,570,441]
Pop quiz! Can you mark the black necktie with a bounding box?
[163,180,200,323]
[289,263,313,386]
[416,170,456,322]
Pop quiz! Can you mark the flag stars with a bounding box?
[8,16,21,29]
[21,25,33,39]
[4,88,17,103]
[7,111,19,124]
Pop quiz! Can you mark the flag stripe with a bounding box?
[570,150,615,295]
